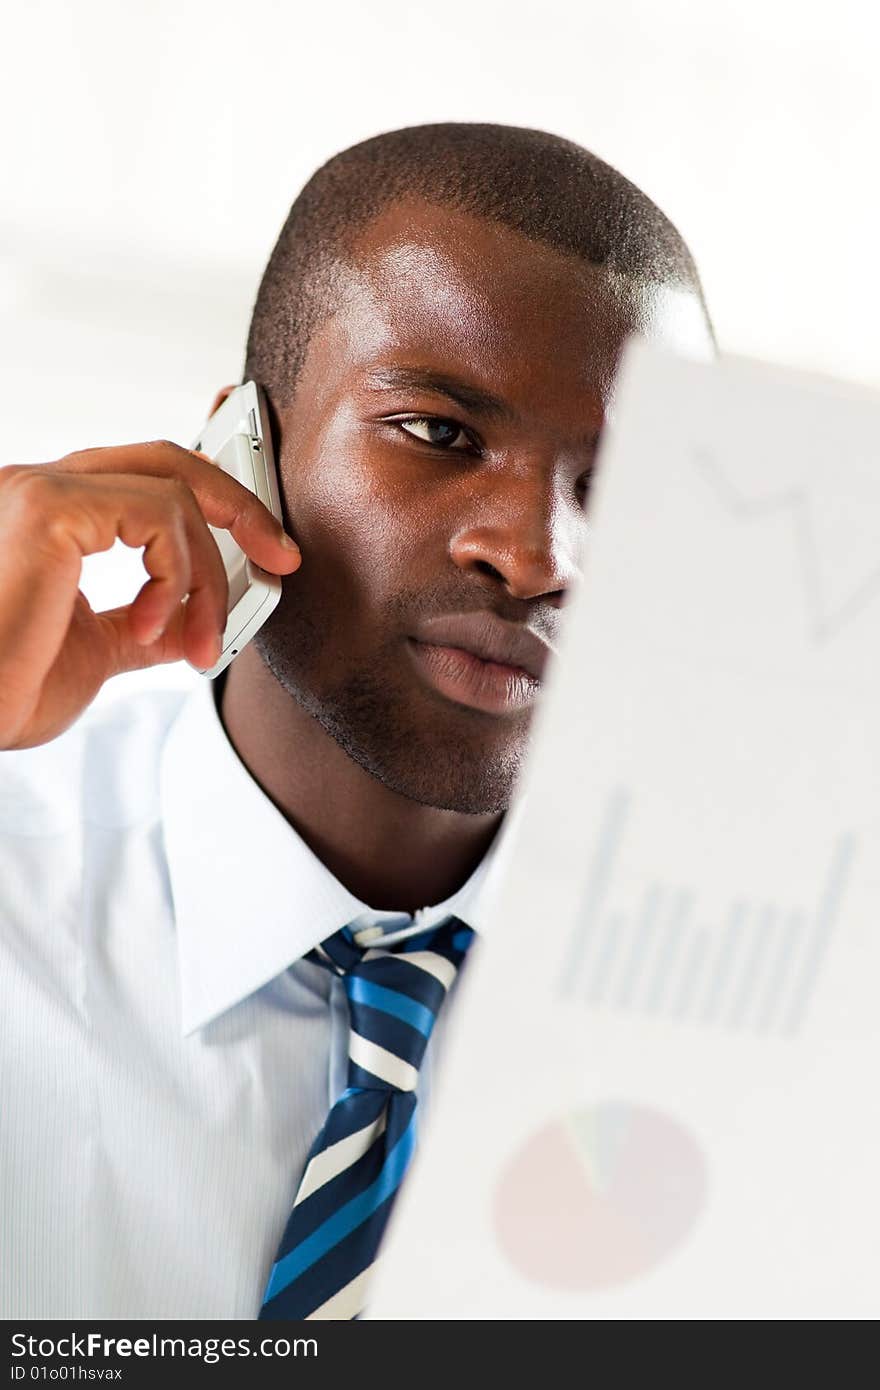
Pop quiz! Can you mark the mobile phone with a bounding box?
[191,381,285,679]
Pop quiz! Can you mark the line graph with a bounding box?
[692,447,880,643]
[558,789,856,1037]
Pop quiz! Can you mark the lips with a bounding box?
[408,612,554,715]
[413,612,552,680]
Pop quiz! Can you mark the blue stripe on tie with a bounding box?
[263,1109,418,1302]
[357,956,447,1012]
[347,1007,429,1072]
[317,1089,382,1149]
[293,1090,379,1172]
[275,1092,416,1257]
[399,927,442,954]
[346,977,435,1037]
[261,1190,395,1319]
[277,1125,389,1250]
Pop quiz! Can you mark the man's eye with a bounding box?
[396,417,472,450]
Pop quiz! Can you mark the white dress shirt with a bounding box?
[0,673,499,1319]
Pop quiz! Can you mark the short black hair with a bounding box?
[244,122,713,408]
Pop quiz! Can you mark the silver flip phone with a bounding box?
[191,382,284,679]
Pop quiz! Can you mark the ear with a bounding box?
[209,384,237,416]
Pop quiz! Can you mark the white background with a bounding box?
[1,0,877,700]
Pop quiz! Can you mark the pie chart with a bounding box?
[493,1101,708,1290]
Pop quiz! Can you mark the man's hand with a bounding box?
[0,441,301,751]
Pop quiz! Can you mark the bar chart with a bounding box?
[558,789,856,1035]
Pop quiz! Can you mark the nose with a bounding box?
[448,465,583,603]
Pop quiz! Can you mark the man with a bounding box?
[0,123,715,1319]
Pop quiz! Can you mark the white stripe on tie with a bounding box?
[293,1111,388,1207]
[361,947,456,991]
[349,1033,419,1091]
[307,1265,374,1320]
[403,950,457,991]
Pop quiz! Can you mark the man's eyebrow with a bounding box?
[363,366,516,422]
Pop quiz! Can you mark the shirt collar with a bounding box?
[158,676,503,1036]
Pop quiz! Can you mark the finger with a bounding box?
[29,469,230,665]
[8,471,217,663]
[121,502,192,645]
[96,601,189,677]
[131,479,228,670]
[130,480,231,670]
[54,441,303,575]
[178,496,230,667]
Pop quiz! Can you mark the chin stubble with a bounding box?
[254,625,523,815]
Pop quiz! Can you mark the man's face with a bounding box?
[255,199,712,814]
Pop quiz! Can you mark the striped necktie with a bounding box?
[259,914,475,1320]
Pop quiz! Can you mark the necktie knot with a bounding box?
[311,916,474,1093]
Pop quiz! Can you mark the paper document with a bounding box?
[366,339,880,1320]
